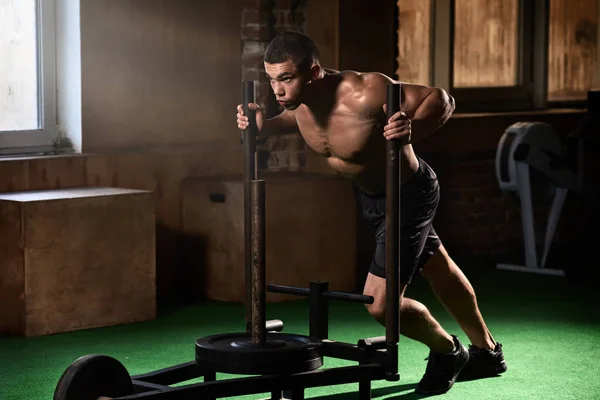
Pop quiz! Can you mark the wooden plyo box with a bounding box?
[182,173,357,303]
[0,187,156,337]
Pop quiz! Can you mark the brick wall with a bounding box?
[241,0,307,172]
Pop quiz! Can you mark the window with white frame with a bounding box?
[0,0,57,155]
[397,0,599,112]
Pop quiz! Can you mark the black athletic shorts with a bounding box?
[353,156,441,284]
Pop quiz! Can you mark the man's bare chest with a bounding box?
[295,110,383,162]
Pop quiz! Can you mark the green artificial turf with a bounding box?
[1,262,599,400]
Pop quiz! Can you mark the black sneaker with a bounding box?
[457,342,507,381]
[415,335,469,395]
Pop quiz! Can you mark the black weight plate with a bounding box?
[54,354,133,400]
[195,332,323,375]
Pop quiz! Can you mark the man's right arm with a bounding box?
[259,109,299,138]
[237,104,298,139]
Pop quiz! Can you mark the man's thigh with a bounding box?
[370,225,439,285]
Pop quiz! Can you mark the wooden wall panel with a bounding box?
[397,0,433,85]
[0,160,29,192]
[338,0,397,76]
[548,0,598,101]
[307,0,339,70]
[453,0,519,88]
[28,157,87,190]
[84,155,114,187]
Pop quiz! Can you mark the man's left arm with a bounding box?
[361,73,455,142]
[403,84,455,143]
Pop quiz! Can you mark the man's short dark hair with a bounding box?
[264,31,320,73]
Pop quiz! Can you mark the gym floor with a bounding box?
[1,258,599,400]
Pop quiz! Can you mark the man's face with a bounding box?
[264,60,309,110]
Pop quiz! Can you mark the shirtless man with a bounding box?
[236,31,507,395]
